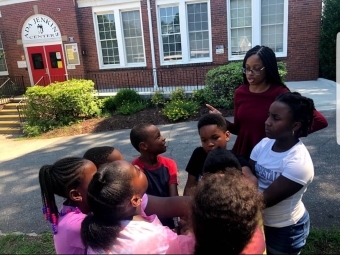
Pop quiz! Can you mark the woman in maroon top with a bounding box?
[207,45,328,159]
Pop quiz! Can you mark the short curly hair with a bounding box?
[130,123,153,152]
[197,114,228,133]
[191,169,263,255]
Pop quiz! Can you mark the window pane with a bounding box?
[230,0,252,55]
[0,35,7,72]
[261,0,284,52]
[97,14,120,65]
[160,6,182,61]
[122,10,145,63]
[187,2,210,59]
[230,28,252,55]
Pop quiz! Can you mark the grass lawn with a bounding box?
[0,232,55,254]
[0,228,339,254]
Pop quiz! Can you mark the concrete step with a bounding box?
[0,127,22,134]
[0,109,18,115]
[0,115,20,121]
[3,103,20,109]
[0,120,21,127]
[10,97,25,103]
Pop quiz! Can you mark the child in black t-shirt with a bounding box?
[183,114,254,196]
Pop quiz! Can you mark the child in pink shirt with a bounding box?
[39,156,191,254]
[81,160,190,254]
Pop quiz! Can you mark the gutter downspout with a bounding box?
[147,0,158,89]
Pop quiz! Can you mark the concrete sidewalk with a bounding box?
[0,79,339,234]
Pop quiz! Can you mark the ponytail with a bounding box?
[275,92,315,137]
[80,162,134,251]
[38,157,87,234]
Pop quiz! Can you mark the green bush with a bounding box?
[191,89,206,105]
[277,62,288,82]
[204,62,243,108]
[151,90,166,107]
[203,61,288,108]
[319,0,340,81]
[116,101,148,115]
[23,79,101,136]
[162,100,199,121]
[114,89,141,107]
[101,96,116,113]
[170,88,186,102]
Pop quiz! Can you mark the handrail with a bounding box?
[0,77,10,89]
[16,96,27,126]
[35,76,44,85]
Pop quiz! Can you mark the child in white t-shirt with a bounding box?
[249,92,316,254]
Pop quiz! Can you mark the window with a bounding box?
[157,0,212,65]
[93,3,146,69]
[0,35,8,75]
[228,0,288,60]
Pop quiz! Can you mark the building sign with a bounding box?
[21,14,61,42]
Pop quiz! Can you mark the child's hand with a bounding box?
[177,217,192,235]
[242,166,258,187]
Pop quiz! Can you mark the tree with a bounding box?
[319,0,340,81]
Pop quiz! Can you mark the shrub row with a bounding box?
[23,61,287,136]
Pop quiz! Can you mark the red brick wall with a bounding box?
[282,0,322,81]
[0,0,322,88]
[0,0,85,87]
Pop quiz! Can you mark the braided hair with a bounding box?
[275,92,315,137]
[38,157,88,234]
[83,146,115,168]
[243,45,288,88]
[130,123,153,152]
[192,169,263,255]
[81,161,135,252]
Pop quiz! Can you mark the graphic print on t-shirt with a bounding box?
[255,162,281,184]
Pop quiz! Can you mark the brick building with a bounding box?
[0,0,322,90]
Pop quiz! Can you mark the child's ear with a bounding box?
[225,130,231,142]
[139,142,148,151]
[69,189,82,202]
[130,195,142,208]
[292,122,302,133]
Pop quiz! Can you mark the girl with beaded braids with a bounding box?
[39,157,193,254]
[38,157,97,254]
[206,45,328,160]
[249,92,316,254]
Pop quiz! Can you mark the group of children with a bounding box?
[39,91,318,254]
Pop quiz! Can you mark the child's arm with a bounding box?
[183,174,198,196]
[145,195,191,218]
[169,184,179,196]
[263,176,303,208]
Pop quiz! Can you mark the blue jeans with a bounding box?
[264,210,310,255]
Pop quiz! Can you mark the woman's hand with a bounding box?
[206,104,222,115]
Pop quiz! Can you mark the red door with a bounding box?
[27,45,66,86]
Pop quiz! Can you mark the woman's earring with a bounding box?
[292,130,295,136]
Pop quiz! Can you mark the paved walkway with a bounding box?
[0,79,339,234]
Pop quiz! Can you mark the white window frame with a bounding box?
[92,2,146,69]
[156,0,212,66]
[0,35,8,76]
[227,0,289,61]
